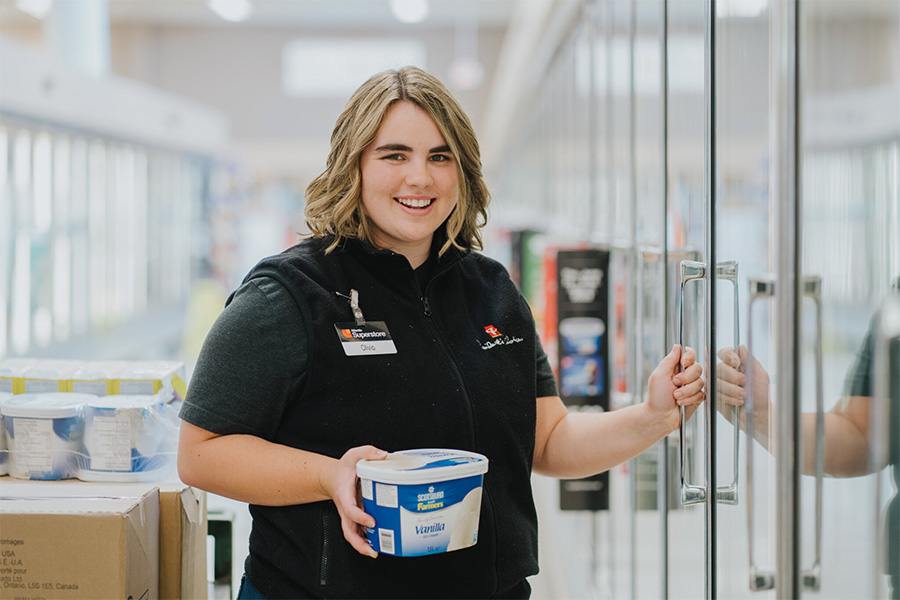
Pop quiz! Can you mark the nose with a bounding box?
[405,157,433,188]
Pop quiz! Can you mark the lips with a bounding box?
[394,197,435,209]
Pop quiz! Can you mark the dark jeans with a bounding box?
[494,579,531,599]
[236,575,266,600]
[235,574,530,599]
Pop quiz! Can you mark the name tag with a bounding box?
[334,321,397,356]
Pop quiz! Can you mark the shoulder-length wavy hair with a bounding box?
[304,66,490,256]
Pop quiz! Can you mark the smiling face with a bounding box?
[359,100,460,268]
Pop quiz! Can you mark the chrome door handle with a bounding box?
[679,260,707,505]
[745,275,824,592]
[716,260,740,505]
[747,275,776,591]
[802,276,824,591]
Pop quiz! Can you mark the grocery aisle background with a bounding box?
[1,1,898,599]
[0,2,584,597]
[0,0,533,370]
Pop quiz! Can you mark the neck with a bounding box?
[372,235,436,269]
[406,245,431,269]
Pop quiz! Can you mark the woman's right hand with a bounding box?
[320,445,388,558]
[716,345,773,450]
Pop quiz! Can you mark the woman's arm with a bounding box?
[716,346,880,477]
[178,421,385,558]
[808,397,877,477]
[533,345,704,478]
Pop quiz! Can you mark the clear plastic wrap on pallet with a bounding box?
[78,391,180,482]
[0,387,181,482]
[0,392,90,480]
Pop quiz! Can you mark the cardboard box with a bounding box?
[158,482,208,600]
[0,483,159,599]
[0,478,207,599]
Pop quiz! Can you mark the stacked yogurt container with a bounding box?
[0,390,177,481]
[79,394,172,481]
[0,392,91,480]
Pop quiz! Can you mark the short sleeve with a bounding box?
[535,330,559,398]
[179,276,307,440]
[842,319,875,398]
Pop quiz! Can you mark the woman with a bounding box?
[178,66,705,599]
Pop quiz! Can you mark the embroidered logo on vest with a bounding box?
[479,324,524,350]
[484,325,502,338]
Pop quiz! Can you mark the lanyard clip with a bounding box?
[336,288,366,326]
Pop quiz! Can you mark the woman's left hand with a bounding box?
[646,344,705,431]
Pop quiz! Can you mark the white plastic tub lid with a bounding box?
[0,392,94,418]
[356,448,488,485]
[88,394,163,410]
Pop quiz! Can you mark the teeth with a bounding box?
[396,198,433,208]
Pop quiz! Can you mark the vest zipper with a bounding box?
[320,509,331,587]
[418,269,478,448]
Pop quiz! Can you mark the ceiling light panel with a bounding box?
[282,38,427,97]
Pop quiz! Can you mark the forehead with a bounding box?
[371,100,447,145]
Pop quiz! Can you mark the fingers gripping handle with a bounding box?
[679,260,708,506]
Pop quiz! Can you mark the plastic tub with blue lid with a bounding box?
[0,392,90,480]
[356,448,489,557]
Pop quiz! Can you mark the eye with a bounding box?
[430,153,453,163]
[381,153,405,161]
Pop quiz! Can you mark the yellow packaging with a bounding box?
[68,361,116,395]
[20,359,82,394]
[0,358,32,394]
[111,360,187,403]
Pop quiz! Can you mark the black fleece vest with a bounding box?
[242,237,540,599]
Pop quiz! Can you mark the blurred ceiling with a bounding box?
[0,0,517,30]
[0,0,531,181]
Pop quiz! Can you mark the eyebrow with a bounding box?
[373,143,452,154]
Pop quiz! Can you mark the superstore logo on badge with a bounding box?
[341,328,387,340]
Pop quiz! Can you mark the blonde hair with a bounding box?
[304,66,490,256]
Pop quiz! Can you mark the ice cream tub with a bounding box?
[0,392,89,480]
[78,394,171,482]
[356,448,489,557]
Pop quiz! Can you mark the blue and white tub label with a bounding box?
[361,474,484,556]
